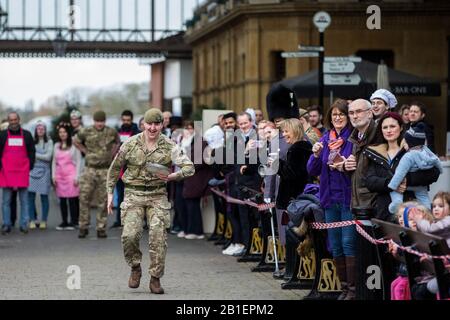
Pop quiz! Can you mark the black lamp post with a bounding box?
[52,30,68,57]
[0,5,8,31]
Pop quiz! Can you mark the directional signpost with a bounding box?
[324,74,361,86]
[281,51,319,58]
[325,56,362,63]
[298,45,324,52]
[323,61,356,73]
[323,56,362,104]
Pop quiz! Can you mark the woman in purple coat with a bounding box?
[307,99,356,300]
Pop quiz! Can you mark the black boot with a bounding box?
[335,256,347,300]
[345,256,356,300]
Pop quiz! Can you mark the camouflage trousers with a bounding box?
[120,188,171,278]
[79,167,108,231]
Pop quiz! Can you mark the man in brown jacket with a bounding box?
[344,99,382,300]
[345,99,379,219]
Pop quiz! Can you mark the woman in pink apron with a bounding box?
[52,124,82,231]
[0,112,35,234]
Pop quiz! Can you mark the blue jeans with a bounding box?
[28,192,49,222]
[389,186,431,214]
[2,188,29,229]
[325,203,356,257]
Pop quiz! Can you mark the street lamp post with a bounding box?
[0,5,8,31]
[313,11,331,109]
[52,30,68,57]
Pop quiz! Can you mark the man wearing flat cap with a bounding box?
[74,110,120,239]
[106,108,194,294]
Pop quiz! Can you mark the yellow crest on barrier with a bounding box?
[298,249,316,280]
[318,259,341,292]
[249,228,263,254]
[265,236,286,263]
[224,220,232,239]
[216,213,225,235]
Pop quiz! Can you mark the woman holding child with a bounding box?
[362,112,441,299]
[362,112,440,221]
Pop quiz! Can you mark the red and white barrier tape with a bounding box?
[310,220,450,262]
[210,187,450,261]
[210,187,275,212]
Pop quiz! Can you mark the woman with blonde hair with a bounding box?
[275,118,312,210]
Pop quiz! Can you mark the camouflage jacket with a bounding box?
[107,133,195,194]
[74,126,119,168]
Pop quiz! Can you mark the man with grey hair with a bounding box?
[344,99,379,300]
[345,99,379,216]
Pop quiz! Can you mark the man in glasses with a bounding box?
[344,99,379,300]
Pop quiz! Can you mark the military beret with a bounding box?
[93,110,106,122]
[144,108,163,124]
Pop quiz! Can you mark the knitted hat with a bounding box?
[93,110,106,122]
[144,108,163,124]
[404,123,426,148]
[70,109,82,119]
[370,89,398,109]
[35,120,47,129]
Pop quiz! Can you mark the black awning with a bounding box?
[280,59,441,99]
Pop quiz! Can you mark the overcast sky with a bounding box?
[0,58,150,109]
[0,0,198,110]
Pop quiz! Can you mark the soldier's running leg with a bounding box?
[147,196,171,294]
[121,192,145,268]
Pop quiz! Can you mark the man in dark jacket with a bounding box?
[213,112,247,256]
[345,99,379,219]
[344,99,378,300]
[111,110,140,228]
[232,112,262,255]
[0,112,36,234]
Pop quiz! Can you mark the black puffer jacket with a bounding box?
[362,143,441,221]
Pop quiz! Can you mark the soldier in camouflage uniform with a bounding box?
[107,108,194,294]
[74,110,120,239]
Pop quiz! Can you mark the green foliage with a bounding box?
[50,102,79,142]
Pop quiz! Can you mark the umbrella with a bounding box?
[377,60,390,90]
[280,60,441,99]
